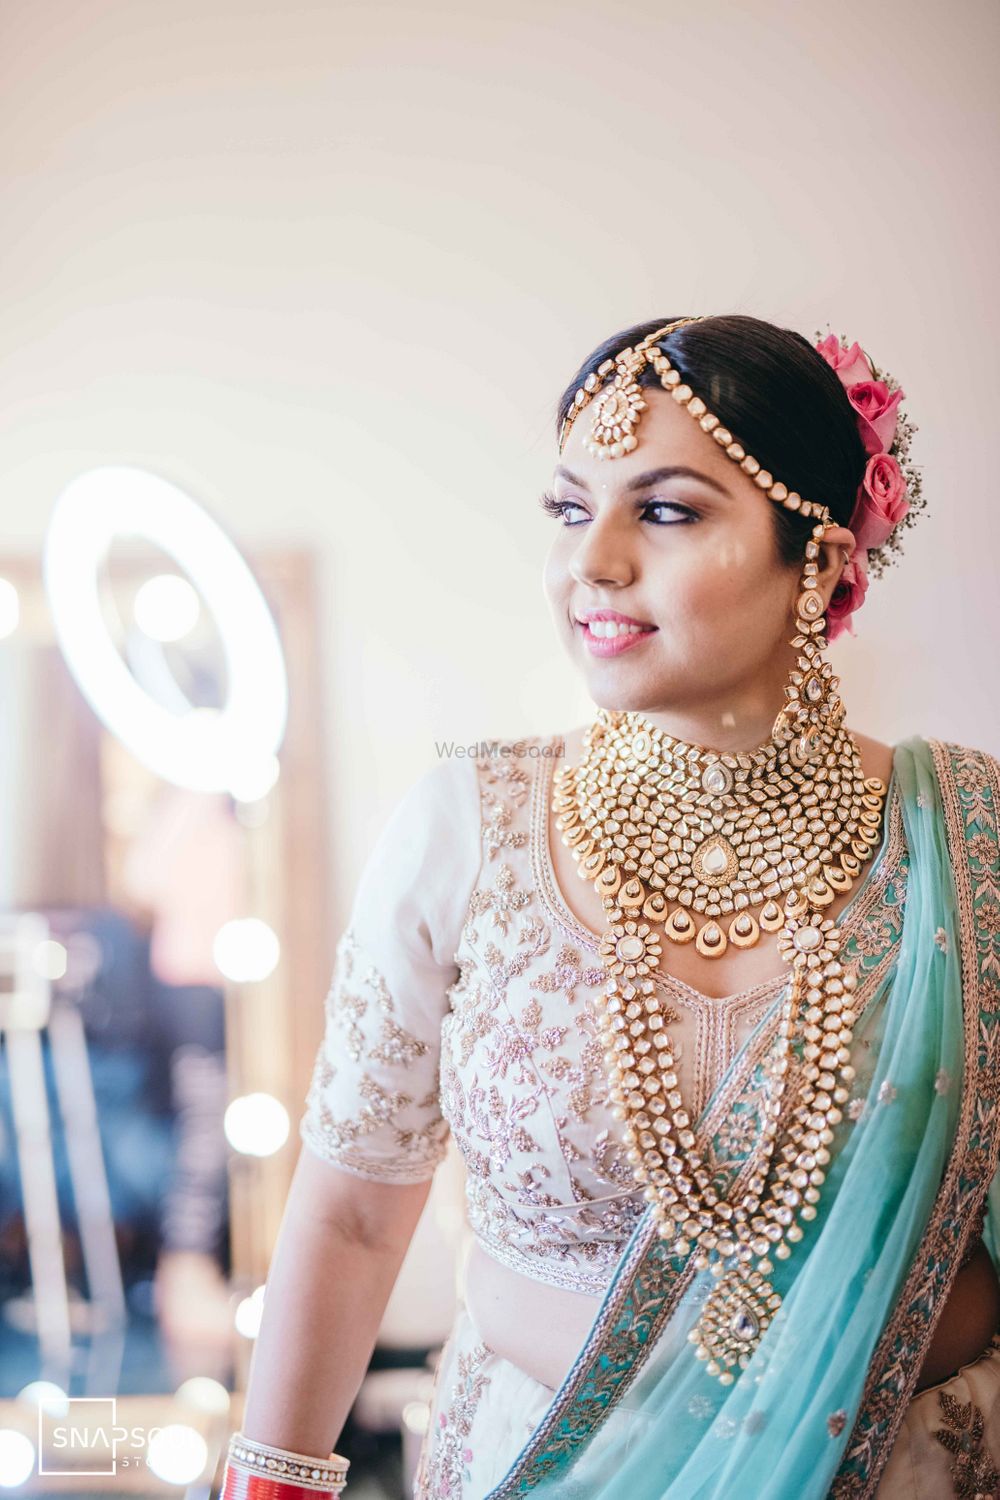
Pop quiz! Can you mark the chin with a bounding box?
[585,678,673,715]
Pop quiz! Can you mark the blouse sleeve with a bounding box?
[299,754,483,1183]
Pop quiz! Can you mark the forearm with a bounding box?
[240,1150,432,1456]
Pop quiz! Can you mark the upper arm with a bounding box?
[298,754,482,1186]
[290,1141,434,1253]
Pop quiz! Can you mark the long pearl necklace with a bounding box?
[554,709,887,1383]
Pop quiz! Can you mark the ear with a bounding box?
[813,524,857,608]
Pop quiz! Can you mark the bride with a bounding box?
[220,314,1000,1500]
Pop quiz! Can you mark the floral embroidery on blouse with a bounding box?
[300,927,450,1181]
[467,864,532,936]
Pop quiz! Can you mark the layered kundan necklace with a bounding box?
[553,315,892,1384]
[553,709,886,1383]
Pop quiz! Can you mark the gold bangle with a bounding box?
[227,1432,349,1492]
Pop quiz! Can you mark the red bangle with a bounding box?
[222,1470,337,1500]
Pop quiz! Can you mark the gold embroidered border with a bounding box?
[830,740,1000,1498]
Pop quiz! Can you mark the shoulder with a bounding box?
[847,728,895,788]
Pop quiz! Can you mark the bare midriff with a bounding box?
[464,1234,1000,1397]
[464,1238,602,1391]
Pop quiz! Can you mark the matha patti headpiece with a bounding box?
[558,316,835,530]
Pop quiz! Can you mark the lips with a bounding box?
[575,610,658,658]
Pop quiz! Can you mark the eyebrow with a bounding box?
[554,464,731,498]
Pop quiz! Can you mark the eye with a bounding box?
[538,490,588,525]
[642,500,697,525]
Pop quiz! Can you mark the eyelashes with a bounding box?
[538,490,571,519]
[537,490,698,526]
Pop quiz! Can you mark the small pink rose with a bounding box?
[815,335,874,388]
[849,456,909,551]
[845,379,905,455]
[462,1448,474,1462]
[827,552,869,642]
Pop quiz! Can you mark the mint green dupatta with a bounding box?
[485,735,1000,1500]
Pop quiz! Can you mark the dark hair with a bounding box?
[556,314,867,566]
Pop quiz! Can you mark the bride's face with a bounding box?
[542,385,853,725]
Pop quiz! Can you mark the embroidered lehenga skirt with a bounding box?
[413,1301,1000,1500]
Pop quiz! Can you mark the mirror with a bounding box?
[0,481,332,1491]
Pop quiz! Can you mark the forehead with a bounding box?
[557,384,738,493]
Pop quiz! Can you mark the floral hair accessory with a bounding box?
[814,330,925,642]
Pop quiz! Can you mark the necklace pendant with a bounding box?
[695,919,727,958]
[664,908,697,944]
[692,834,737,887]
[692,1261,782,1383]
[728,911,760,948]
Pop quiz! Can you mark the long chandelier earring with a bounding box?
[771,520,848,770]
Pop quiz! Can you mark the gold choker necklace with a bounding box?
[553,707,887,1383]
[554,712,886,959]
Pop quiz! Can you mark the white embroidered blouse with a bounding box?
[299,733,907,1298]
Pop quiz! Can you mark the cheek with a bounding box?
[655,537,786,642]
[542,542,570,605]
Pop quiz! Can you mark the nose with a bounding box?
[567,512,635,589]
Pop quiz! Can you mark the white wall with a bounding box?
[0,0,997,929]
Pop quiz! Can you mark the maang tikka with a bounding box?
[554,317,888,1383]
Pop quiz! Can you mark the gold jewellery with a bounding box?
[552,317,888,1383]
[559,315,834,525]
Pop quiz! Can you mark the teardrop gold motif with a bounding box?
[642,891,668,922]
[664,908,697,944]
[596,864,621,897]
[581,849,606,878]
[692,835,737,887]
[695,920,727,958]
[784,888,809,920]
[728,911,760,949]
[807,879,835,907]
[759,900,784,932]
[618,877,645,909]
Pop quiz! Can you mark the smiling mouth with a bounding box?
[575,617,658,657]
[579,619,656,639]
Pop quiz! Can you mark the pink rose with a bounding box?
[827,553,870,642]
[815,335,874,388]
[848,456,909,551]
[845,379,905,455]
